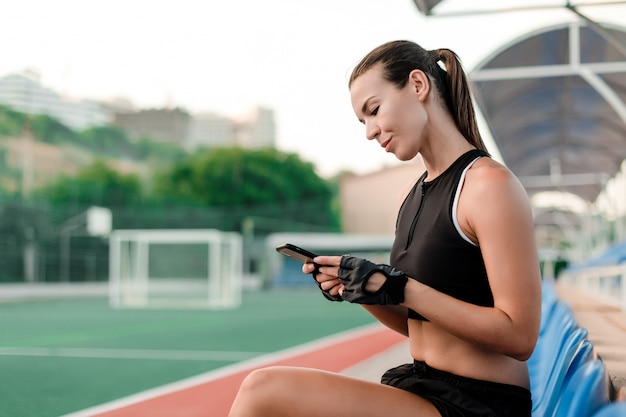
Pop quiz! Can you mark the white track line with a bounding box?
[58,323,386,417]
[0,347,264,361]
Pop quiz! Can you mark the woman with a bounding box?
[229,40,541,417]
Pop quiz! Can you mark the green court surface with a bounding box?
[0,289,376,417]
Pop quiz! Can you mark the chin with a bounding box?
[395,152,416,162]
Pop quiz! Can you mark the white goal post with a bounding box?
[109,229,242,309]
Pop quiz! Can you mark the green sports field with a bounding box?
[0,289,377,417]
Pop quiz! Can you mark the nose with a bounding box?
[365,121,380,141]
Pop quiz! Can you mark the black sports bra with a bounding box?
[390,149,493,321]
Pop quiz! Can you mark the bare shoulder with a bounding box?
[458,157,534,240]
[464,157,527,202]
[466,156,513,182]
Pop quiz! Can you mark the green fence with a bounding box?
[0,199,338,283]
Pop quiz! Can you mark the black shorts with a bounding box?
[381,361,531,417]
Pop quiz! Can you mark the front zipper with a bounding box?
[405,179,426,250]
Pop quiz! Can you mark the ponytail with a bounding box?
[430,48,488,153]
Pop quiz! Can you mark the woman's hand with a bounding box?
[336,256,407,305]
[302,256,345,300]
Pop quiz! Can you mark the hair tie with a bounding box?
[430,49,446,71]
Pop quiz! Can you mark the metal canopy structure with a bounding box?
[472,21,626,202]
[412,0,443,15]
[412,1,626,204]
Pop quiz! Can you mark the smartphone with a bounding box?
[275,243,318,263]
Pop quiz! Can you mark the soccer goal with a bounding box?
[109,229,242,309]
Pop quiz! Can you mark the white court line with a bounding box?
[58,323,386,417]
[0,347,265,361]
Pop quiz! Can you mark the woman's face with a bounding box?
[350,64,427,161]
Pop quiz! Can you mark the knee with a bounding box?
[230,367,286,414]
[239,367,279,397]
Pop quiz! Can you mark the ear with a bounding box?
[409,69,430,101]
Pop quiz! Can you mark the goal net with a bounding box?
[109,229,242,309]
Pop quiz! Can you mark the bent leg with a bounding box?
[228,366,440,417]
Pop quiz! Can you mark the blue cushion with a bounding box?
[591,402,626,417]
[553,360,610,417]
[532,337,594,417]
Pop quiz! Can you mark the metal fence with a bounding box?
[0,199,337,283]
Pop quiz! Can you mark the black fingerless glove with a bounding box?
[338,255,407,305]
[312,268,343,302]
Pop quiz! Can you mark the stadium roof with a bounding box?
[414,2,626,204]
[471,21,626,203]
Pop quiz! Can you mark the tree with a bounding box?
[0,105,27,137]
[79,126,137,158]
[30,114,78,144]
[154,147,329,204]
[34,159,142,208]
[0,148,21,198]
[134,137,188,163]
[152,147,338,229]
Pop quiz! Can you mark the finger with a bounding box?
[316,265,341,279]
[323,280,343,295]
[320,278,342,291]
[302,262,316,274]
[314,269,337,283]
[327,286,340,296]
[312,255,341,267]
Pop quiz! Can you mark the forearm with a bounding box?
[362,305,409,336]
[403,280,537,360]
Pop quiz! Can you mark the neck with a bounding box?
[420,129,475,181]
[416,98,478,180]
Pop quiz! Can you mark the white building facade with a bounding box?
[0,72,277,150]
[0,72,113,130]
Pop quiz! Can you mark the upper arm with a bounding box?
[460,161,542,342]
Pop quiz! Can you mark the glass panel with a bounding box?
[483,28,569,68]
[580,26,626,63]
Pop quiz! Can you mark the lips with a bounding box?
[380,138,392,152]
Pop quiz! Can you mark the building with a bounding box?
[113,107,191,145]
[233,106,276,149]
[186,112,235,150]
[114,105,276,150]
[339,157,426,235]
[0,72,112,130]
[0,71,277,151]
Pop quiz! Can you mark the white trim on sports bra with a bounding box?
[452,156,482,246]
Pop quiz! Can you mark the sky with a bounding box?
[1,0,625,178]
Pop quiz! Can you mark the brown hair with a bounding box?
[349,40,488,153]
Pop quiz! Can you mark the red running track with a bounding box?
[66,325,406,417]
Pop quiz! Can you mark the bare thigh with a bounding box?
[229,366,441,417]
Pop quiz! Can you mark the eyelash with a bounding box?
[370,106,379,116]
